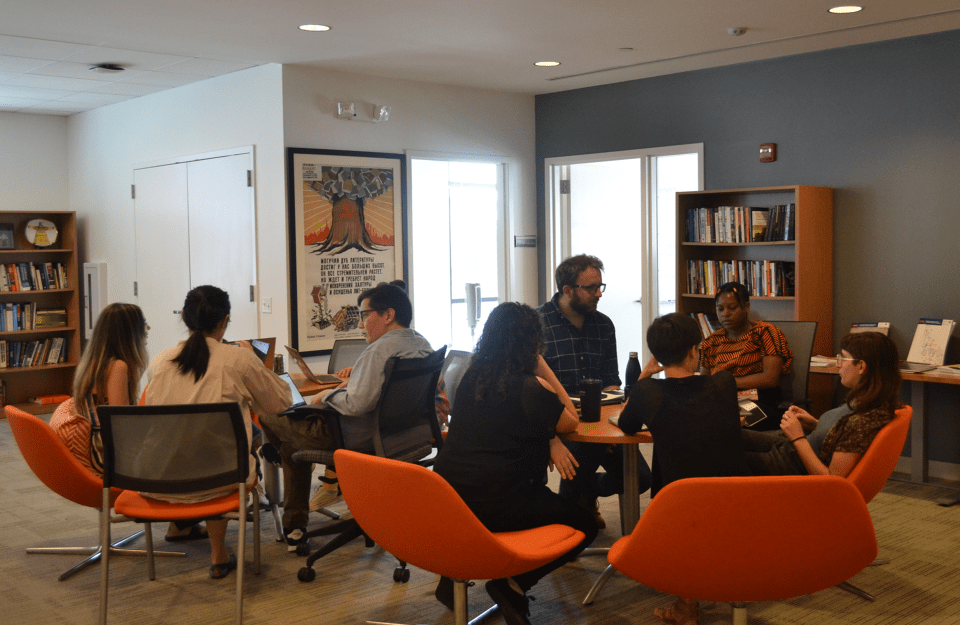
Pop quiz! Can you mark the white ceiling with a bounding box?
[2,1,960,116]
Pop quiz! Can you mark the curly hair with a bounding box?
[466,302,543,406]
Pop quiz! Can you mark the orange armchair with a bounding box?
[608,475,876,624]
[334,449,586,625]
[5,406,180,581]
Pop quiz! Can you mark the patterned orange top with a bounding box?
[700,320,793,378]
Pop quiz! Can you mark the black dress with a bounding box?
[434,372,598,591]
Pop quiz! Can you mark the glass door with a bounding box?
[545,145,701,369]
[410,158,505,351]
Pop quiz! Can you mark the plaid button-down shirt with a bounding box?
[538,293,621,395]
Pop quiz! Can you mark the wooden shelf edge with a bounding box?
[681,294,796,301]
[681,241,794,247]
[0,326,76,337]
[1,402,64,417]
[0,363,77,374]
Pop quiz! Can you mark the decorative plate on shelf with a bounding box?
[25,219,58,247]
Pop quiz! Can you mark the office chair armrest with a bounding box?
[292,449,337,466]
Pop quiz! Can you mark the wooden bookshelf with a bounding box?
[0,211,79,416]
[676,186,833,358]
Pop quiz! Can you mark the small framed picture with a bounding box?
[0,224,15,250]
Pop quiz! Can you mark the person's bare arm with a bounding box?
[535,355,579,432]
[548,436,578,479]
[733,355,783,390]
[103,360,131,406]
[781,410,861,477]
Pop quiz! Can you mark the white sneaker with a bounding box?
[309,483,343,512]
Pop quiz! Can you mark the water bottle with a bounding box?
[624,352,641,398]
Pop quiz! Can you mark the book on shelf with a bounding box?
[692,312,716,339]
[686,259,795,297]
[30,393,72,405]
[0,340,6,368]
[906,318,955,366]
[46,336,64,365]
[850,322,890,335]
[35,308,68,327]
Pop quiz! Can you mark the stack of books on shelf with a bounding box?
[0,305,67,331]
[691,312,717,338]
[0,337,66,369]
[684,204,795,243]
[0,262,68,292]
[686,260,795,297]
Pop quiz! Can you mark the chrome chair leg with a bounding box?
[836,581,876,601]
[583,564,616,605]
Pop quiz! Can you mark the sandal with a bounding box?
[164,524,208,542]
[209,554,237,579]
[654,598,699,625]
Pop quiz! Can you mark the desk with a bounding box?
[290,372,341,397]
[562,404,652,605]
[811,364,960,500]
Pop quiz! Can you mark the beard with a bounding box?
[569,291,597,316]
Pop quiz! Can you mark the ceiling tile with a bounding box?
[3,73,110,91]
[0,35,94,61]
[0,54,53,73]
[117,70,206,87]
[86,81,169,96]
[0,84,77,100]
[57,91,134,106]
[161,58,256,76]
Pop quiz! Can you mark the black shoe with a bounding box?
[284,528,309,553]
[485,579,531,625]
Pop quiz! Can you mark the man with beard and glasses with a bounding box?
[538,254,651,529]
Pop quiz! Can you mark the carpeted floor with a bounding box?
[3,414,960,624]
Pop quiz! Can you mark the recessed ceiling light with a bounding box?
[299,24,331,32]
[829,5,863,14]
[535,61,560,67]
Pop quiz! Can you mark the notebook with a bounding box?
[285,344,342,385]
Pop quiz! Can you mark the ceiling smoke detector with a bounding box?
[89,63,126,74]
[727,27,747,36]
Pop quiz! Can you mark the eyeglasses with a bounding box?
[574,283,606,294]
[836,354,859,367]
[358,309,378,321]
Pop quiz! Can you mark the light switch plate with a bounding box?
[261,297,272,313]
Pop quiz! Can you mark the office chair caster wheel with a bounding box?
[297,566,316,582]
[295,542,311,557]
[393,567,410,583]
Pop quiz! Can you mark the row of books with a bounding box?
[0,262,68,292]
[693,312,717,339]
[684,204,795,243]
[0,337,67,369]
[686,260,795,298]
[1,304,68,332]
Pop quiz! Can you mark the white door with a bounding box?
[134,163,192,366]
[187,154,257,339]
[134,151,257,368]
[545,145,702,369]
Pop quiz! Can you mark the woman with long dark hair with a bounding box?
[146,285,290,579]
[434,302,598,625]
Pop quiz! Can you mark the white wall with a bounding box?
[281,65,539,310]
[67,64,288,339]
[0,112,68,211]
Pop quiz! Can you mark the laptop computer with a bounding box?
[277,372,310,417]
[226,337,275,366]
[285,345,342,385]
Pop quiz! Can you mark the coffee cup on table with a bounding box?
[578,378,602,423]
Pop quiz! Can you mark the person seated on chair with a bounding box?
[537,253,652,529]
[145,285,292,579]
[743,331,902,478]
[700,281,793,430]
[51,303,149,478]
[434,302,599,625]
[258,281,435,553]
[616,313,746,625]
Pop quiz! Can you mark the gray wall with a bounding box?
[535,29,960,465]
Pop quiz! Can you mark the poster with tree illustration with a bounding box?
[287,148,407,354]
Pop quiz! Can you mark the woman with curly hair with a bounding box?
[434,302,598,625]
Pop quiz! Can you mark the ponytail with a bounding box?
[172,285,231,382]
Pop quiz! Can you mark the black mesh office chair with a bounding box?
[327,338,368,374]
[291,346,447,583]
[769,320,818,410]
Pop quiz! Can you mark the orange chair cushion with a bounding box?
[335,449,585,582]
[846,406,912,503]
[115,489,242,521]
[609,475,877,603]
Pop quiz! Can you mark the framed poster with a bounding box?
[286,148,407,355]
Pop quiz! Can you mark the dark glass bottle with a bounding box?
[624,351,641,398]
